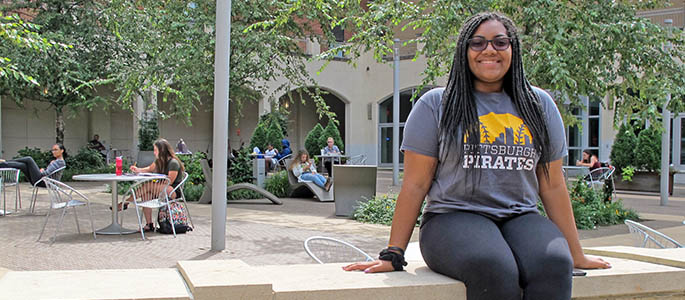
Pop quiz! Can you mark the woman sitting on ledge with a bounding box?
[344,12,609,300]
[0,144,67,187]
[290,150,332,191]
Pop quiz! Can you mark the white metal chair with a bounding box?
[274,153,292,171]
[168,172,194,228]
[346,154,367,165]
[624,220,683,249]
[304,236,374,264]
[29,165,66,214]
[120,177,173,240]
[0,168,21,215]
[585,166,617,201]
[37,178,96,244]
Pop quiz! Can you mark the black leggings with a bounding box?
[419,211,573,300]
[0,157,45,187]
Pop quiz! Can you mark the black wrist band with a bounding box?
[379,248,408,271]
[386,246,405,256]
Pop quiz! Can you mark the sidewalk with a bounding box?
[0,171,682,271]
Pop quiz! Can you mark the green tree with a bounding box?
[102,0,336,124]
[262,0,685,126]
[304,123,324,157]
[609,123,638,171]
[138,116,159,151]
[259,111,289,137]
[0,15,56,85]
[249,123,268,153]
[634,126,661,172]
[265,121,285,152]
[319,121,344,153]
[0,1,120,144]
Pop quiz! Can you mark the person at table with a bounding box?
[576,149,600,170]
[124,138,185,232]
[321,137,341,176]
[264,143,279,171]
[343,12,609,300]
[274,139,292,161]
[290,149,332,191]
[0,144,67,187]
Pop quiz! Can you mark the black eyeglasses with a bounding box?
[467,37,511,51]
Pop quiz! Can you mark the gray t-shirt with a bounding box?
[401,87,567,220]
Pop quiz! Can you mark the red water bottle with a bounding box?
[115,156,123,176]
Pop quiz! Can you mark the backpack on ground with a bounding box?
[157,202,193,234]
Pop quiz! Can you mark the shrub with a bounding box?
[634,126,661,172]
[66,147,105,171]
[138,117,159,151]
[183,182,204,202]
[264,170,290,197]
[353,193,425,226]
[249,123,268,152]
[265,121,285,152]
[305,123,324,157]
[539,179,639,230]
[259,111,289,137]
[177,152,206,185]
[14,147,52,166]
[319,120,344,153]
[609,123,637,171]
[228,148,254,184]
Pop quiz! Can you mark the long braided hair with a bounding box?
[439,12,552,179]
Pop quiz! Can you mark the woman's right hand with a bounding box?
[130,165,139,173]
[342,260,394,273]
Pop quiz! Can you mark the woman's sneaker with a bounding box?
[324,177,332,191]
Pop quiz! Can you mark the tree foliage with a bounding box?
[0,1,120,144]
[634,126,662,172]
[0,15,56,85]
[265,120,285,151]
[249,122,268,152]
[103,0,337,124]
[609,122,638,171]
[304,123,324,157]
[262,0,685,126]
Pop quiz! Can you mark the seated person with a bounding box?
[175,138,192,154]
[0,144,67,187]
[576,149,603,181]
[321,137,341,176]
[290,150,332,191]
[121,138,185,232]
[274,139,291,161]
[576,149,600,170]
[88,134,107,158]
[264,144,279,171]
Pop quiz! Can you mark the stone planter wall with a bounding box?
[614,171,674,195]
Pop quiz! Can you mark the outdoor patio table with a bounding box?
[315,154,350,177]
[72,173,166,235]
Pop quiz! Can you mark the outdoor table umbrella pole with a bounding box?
[211,0,231,251]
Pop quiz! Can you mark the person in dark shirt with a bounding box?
[121,138,185,232]
[88,134,106,151]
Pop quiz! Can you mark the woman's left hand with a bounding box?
[575,255,611,269]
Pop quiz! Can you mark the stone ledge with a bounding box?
[584,246,685,268]
[0,268,190,300]
[177,259,273,300]
[2,247,685,300]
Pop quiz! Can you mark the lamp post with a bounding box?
[211,0,231,251]
[660,19,673,206]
